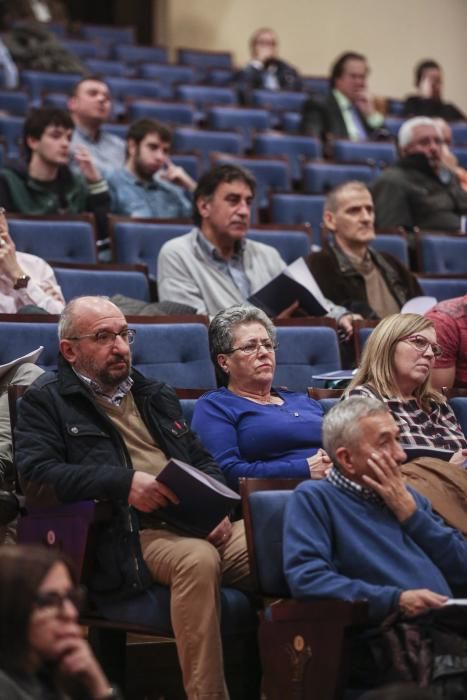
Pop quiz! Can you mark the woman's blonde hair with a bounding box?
[346,313,445,411]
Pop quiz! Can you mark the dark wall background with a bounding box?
[64,0,153,43]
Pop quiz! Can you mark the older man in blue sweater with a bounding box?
[284,397,467,622]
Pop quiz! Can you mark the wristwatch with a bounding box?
[13,274,30,290]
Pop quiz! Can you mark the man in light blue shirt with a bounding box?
[68,77,125,172]
[106,119,195,219]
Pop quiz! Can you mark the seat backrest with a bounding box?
[127,100,195,126]
[240,478,301,596]
[353,321,378,362]
[372,233,409,266]
[449,396,467,436]
[131,324,216,389]
[20,71,82,103]
[0,115,25,157]
[247,227,311,264]
[114,44,168,64]
[173,127,243,169]
[302,76,329,95]
[84,58,129,77]
[0,89,29,116]
[418,276,467,301]
[451,123,467,147]
[303,162,374,194]
[53,266,150,302]
[9,217,97,263]
[80,24,136,44]
[206,107,269,148]
[177,48,233,69]
[175,85,236,108]
[110,218,191,278]
[250,89,307,112]
[106,77,160,101]
[176,389,205,426]
[332,140,397,167]
[58,38,101,59]
[417,234,467,274]
[270,193,325,247]
[275,326,341,391]
[139,63,196,84]
[254,133,321,181]
[282,111,301,133]
[0,321,59,371]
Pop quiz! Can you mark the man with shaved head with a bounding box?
[306,181,421,319]
[15,295,252,700]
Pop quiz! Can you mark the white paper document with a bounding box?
[0,346,44,382]
[284,257,333,312]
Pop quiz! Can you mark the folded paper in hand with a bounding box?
[248,257,331,317]
[156,459,240,537]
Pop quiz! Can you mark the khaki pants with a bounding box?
[139,519,252,700]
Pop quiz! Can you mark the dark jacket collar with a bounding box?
[328,239,408,308]
[397,152,439,180]
[56,355,165,401]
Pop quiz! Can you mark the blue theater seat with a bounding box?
[9,217,97,264]
[275,325,341,391]
[270,193,325,247]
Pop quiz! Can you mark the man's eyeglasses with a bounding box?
[400,334,443,358]
[35,586,86,613]
[66,329,136,346]
[225,340,278,355]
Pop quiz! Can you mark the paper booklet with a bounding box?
[155,458,240,537]
[248,257,331,317]
[0,346,44,382]
[402,445,454,462]
[311,369,357,381]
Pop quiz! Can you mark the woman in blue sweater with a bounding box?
[191,304,329,489]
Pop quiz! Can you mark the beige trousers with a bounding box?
[139,519,252,700]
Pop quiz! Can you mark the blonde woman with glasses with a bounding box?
[346,313,467,464]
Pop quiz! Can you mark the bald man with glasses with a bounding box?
[15,295,253,700]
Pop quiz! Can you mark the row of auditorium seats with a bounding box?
[0,316,343,392]
[3,85,467,157]
[8,213,467,277]
[4,316,467,398]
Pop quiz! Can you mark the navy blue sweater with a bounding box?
[284,480,467,621]
[192,387,323,488]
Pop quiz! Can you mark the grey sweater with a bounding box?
[157,227,348,319]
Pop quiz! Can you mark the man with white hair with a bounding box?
[372,116,467,232]
[284,396,467,622]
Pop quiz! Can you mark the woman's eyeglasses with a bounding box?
[225,341,278,355]
[400,335,443,358]
[35,586,86,613]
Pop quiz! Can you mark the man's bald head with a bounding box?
[58,296,123,340]
[59,296,132,391]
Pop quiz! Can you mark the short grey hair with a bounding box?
[324,180,371,214]
[322,396,389,464]
[209,304,276,385]
[57,295,111,340]
[398,116,441,150]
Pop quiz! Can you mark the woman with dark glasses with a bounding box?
[0,545,121,699]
